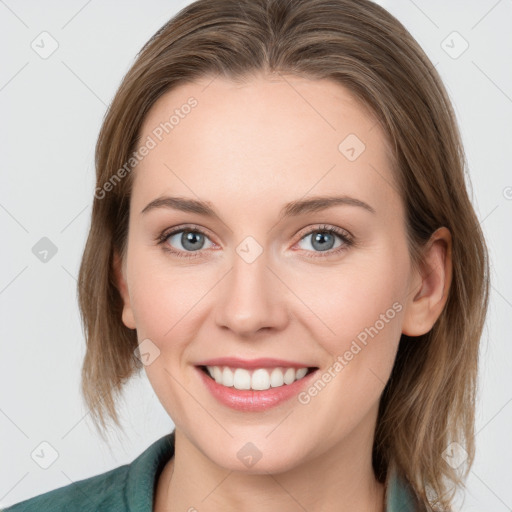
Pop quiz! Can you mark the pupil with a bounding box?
[313,232,334,251]
[182,231,204,251]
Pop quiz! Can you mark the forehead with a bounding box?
[132,74,400,221]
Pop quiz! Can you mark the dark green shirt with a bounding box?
[2,431,425,511]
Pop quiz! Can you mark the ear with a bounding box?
[113,249,136,330]
[401,227,452,336]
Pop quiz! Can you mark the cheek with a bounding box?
[127,262,207,420]
[300,245,408,370]
[128,255,213,353]
[294,261,407,436]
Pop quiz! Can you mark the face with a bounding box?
[115,73,418,473]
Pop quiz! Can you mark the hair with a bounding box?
[77,0,490,509]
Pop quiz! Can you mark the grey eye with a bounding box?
[298,231,342,252]
[167,230,213,252]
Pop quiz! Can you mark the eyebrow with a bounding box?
[140,194,376,218]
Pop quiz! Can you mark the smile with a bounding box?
[201,365,317,391]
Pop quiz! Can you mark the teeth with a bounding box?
[270,368,284,388]
[205,366,310,390]
[233,368,251,390]
[283,367,296,385]
[296,368,308,379]
[222,367,234,387]
[251,369,270,390]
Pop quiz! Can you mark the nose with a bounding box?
[214,247,289,337]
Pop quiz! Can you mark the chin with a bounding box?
[201,438,308,475]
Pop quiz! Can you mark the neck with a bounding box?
[154,423,385,512]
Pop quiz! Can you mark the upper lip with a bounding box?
[195,357,317,370]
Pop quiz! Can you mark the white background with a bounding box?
[1,0,511,510]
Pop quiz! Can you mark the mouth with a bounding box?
[197,365,319,391]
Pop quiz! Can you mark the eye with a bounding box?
[156,223,355,260]
[295,224,354,257]
[157,225,215,258]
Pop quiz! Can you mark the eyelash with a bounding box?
[155,223,355,260]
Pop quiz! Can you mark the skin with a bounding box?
[113,72,452,512]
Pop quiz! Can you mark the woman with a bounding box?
[4,0,489,510]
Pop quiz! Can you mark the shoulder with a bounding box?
[2,432,176,512]
[1,463,130,512]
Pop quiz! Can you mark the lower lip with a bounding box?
[196,367,319,412]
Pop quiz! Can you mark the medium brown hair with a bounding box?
[77,0,490,509]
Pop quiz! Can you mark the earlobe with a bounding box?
[401,227,452,337]
[113,249,137,330]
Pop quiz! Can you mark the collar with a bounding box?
[385,460,426,511]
